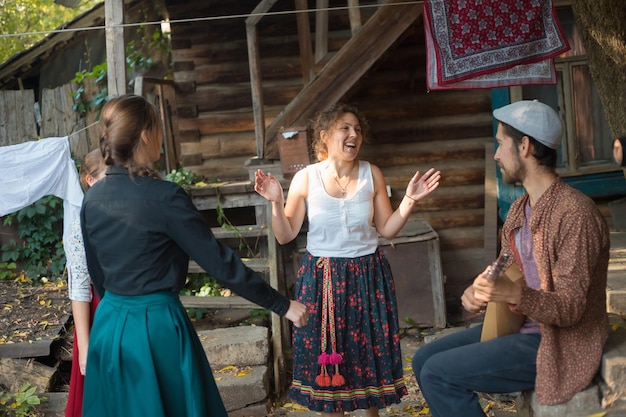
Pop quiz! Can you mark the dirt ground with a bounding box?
[0,279,71,346]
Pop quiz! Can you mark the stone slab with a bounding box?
[602,327,626,398]
[608,290,626,316]
[198,326,269,369]
[516,385,601,417]
[215,365,268,412]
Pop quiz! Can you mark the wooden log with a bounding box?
[315,0,329,63]
[0,358,57,392]
[174,56,303,84]
[360,137,492,164]
[437,226,485,250]
[181,131,256,160]
[356,91,492,119]
[171,36,305,64]
[179,129,201,143]
[417,208,485,229]
[105,0,126,96]
[381,159,485,187]
[348,0,362,35]
[187,156,257,182]
[295,0,314,83]
[177,106,282,135]
[179,295,256,309]
[179,81,301,113]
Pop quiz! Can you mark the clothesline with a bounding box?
[69,120,99,138]
[0,0,424,40]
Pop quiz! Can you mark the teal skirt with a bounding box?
[83,291,227,417]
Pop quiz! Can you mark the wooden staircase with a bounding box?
[254,0,424,159]
[184,181,289,394]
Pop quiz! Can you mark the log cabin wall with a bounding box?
[166,0,493,317]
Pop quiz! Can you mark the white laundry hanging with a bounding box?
[0,136,84,249]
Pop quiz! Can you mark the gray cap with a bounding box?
[493,100,563,149]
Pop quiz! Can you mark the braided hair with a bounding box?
[99,94,162,178]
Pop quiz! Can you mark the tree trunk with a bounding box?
[570,0,626,138]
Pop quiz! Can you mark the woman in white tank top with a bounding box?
[255,103,440,417]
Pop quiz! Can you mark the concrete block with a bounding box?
[37,392,67,417]
[198,326,269,369]
[521,384,602,417]
[215,365,268,412]
[608,290,626,316]
[602,327,626,399]
[228,401,271,417]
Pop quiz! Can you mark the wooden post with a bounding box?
[105,0,126,97]
[348,0,362,35]
[484,143,498,262]
[246,0,278,160]
[295,0,314,83]
[315,0,328,63]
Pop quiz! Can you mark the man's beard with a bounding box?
[500,157,525,185]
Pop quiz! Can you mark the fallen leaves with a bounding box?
[214,365,253,378]
[0,279,70,345]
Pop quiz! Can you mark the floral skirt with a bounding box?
[289,248,407,413]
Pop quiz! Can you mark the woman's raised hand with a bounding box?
[254,169,284,204]
[404,168,441,203]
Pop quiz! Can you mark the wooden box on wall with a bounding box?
[277,127,311,178]
[379,219,446,328]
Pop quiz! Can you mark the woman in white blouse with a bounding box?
[65,149,106,417]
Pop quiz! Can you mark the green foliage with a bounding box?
[1,196,65,282]
[165,165,205,187]
[180,273,223,320]
[71,62,108,116]
[215,204,255,257]
[126,28,169,73]
[0,0,101,64]
[240,309,269,326]
[182,273,222,298]
[0,382,45,417]
[0,262,17,281]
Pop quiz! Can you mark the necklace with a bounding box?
[332,174,351,197]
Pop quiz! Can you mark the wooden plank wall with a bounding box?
[0,90,37,147]
[0,83,100,160]
[167,0,493,313]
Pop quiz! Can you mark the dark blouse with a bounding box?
[80,165,289,316]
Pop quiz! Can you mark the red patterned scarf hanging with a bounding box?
[424,0,570,90]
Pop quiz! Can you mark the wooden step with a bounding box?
[210,224,268,239]
[179,295,256,309]
[188,257,269,274]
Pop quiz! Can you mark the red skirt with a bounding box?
[65,288,100,417]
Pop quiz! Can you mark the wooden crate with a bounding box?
[379,219,446,328]
[277,127,311,178]
[291,219,446,328]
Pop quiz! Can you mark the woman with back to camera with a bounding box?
[80,94,308,417]
[64,149,106,417]
[255,103,441,416]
